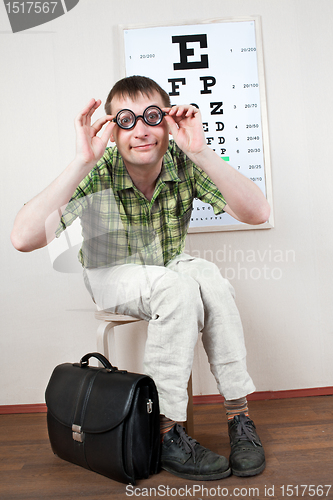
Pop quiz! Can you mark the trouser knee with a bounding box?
[151,270,204,330]
[175,256,236,300]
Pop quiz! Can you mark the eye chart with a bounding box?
[122,18,273,232]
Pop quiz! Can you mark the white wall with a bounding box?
[1,0,333,405]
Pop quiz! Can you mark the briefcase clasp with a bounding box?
[147,399,153,414]
[72,424,84,442]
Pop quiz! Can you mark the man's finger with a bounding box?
[75,99,101,126]
[91,115,114,134]
[164,114,180,137]
[100,120,116,145]
[86,99,101,120]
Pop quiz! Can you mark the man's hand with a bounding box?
[163,105,207,158]
[74,98,115,167]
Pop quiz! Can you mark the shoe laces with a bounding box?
[174,424,198,463]
[233,413,261,447]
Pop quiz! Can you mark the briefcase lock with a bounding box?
[147,399,153,414]
[72,424,85,443]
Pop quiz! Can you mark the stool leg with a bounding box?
[185,373,194,436]
[96,322,116,363]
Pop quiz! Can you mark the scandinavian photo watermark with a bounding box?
[187,244,296,281]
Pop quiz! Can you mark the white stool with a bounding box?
[95,310,194,436]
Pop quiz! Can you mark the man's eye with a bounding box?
[147,111,161,124]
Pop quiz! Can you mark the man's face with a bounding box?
[110,91,170,173]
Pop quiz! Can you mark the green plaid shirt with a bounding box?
[56,140,226,268]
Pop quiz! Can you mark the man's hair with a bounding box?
[105,75,171,114]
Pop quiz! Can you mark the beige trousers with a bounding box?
[85,254,255,421]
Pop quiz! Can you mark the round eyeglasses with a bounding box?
[113,105,166,130]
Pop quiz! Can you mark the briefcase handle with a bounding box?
[80,352,117,371]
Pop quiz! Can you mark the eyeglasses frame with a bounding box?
[112,105,166,130]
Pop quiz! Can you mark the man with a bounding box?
[11,75,270,481]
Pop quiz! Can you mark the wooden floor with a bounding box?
[0,396,332,500]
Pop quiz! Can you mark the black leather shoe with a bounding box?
[228,413,266,477]
[161,424,231,480]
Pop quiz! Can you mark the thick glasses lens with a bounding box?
[143,106,163,126]
[115,109,136,129]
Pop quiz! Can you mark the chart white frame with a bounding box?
[118,17,274,233]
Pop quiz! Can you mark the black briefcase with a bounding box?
[45,352,160,484]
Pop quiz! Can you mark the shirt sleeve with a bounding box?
[55,148,115,238]
[193,163,227,215]
[55,185,89,237]
[55,167,97,238]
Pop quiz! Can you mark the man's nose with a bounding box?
[133,116,149,135]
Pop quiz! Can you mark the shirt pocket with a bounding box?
[166,205,192,234]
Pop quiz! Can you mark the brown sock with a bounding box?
[224,397,249,420]
[160,415,177,441]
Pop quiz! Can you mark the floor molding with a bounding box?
[1,386,333,414]
[193,386,333,405]
[0,404,48,415]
